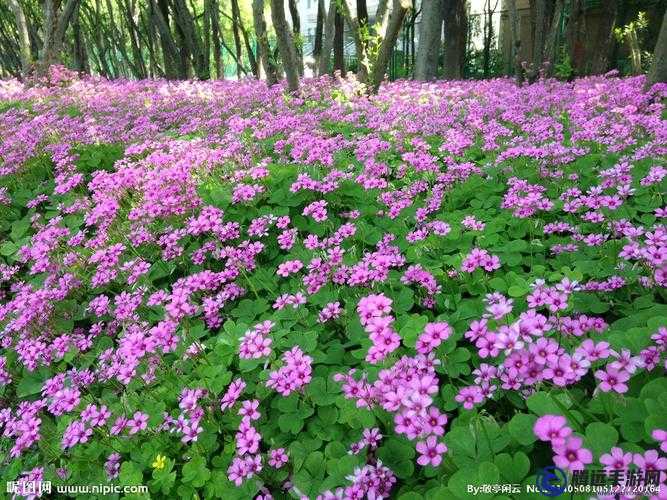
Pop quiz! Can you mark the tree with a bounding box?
[415,0,443,80]
[506,0,522,81]
[150,0,182,78]
[40,0,82,70]
[288,0,303,75]
[339,0,370,83]
[333,8,345,76]
[318,0,337,76]
[368,0,413,93]
[230,0,245,78]
[442,0,466,79]
[253,0,277,84]
[270,0,300,91]
[544,0,564,74]
[337,0,412,89]
[647,8,667,87]
[482,0,499,78]
[531,0,548,70]
[313,0,325,73]
[566,0,618,76]
[7,0,31,74]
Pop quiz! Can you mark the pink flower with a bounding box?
[633,449,667,471]
[594,367,630,393]
[600,447,633,472]
[416,435,447,467]
[455,386,484,410]
[268,448,288,468]
[533,415,572,447]
[553,436,593,471]
[652,429,667,453]
[127,412,148,435]
[239,400,260,421]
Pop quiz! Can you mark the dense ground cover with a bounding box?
[0,69,666,499]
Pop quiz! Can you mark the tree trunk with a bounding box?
[288,0,303,76]
[544,0,563,73]
[506,0,522,81]
[410,8,417,72]
[339,0,370,83]
[202,0,211,78]
[139,1,159,76]
[241,22,259,78]
[415,0,443,80]
[253,0,277,84]
[105,0,136,76]
[357,0,369,26]
[567,0,617,76]
[369,0,412,93]
[531,0,547,69]
[209,0,222,77]
[172,0,207,79]
[230,0,244,79]
[151,0,180,78]
[270,0,300,91]
[627,28,642,75]
[588,0,617,75]
[122,0,148,78]
[443,0,466,79]
[7,0,31,74]
[648,8,667,87]
[333,8,345,76]
[71,3,89,73]
[313,0,325,73]
[40,0,81,69]
[482,0,499,78]
[318,0,336,76]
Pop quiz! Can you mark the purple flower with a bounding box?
[416,436,447,467]
[553,436,593,471]
[127,412,149,435]
[600,447,632,472]
[533,415,572,447]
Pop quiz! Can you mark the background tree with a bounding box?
[415,0,443,80]
[318,0,336,76]
[369,0,413,92]
[648,7,667,86]
[7,0,32,74]
[270,0,299,91]
[443,0,466,79]
[41,0,82,70]
[333,6,346,76]
[253,0,277,84]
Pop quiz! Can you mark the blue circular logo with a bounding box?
[536,466,568,497]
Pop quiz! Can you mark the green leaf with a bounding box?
[508,285,529,297]
[495,452,530,483]
[377,437,415,479]
[584,422,618,458]
[16,368,50,398]
[526,392,571,416]
[181,456,211,487]
[119,462,144,487]
[0,241,18,256]
[398,314,429,348]
[508,414,537,446]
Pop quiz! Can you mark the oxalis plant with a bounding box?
[0,68,665,499]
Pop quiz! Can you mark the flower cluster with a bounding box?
[357,294,401,363]
[239,321,275,359]
[266,346,313,396]
[533,415,592,471]
[461,248,501,273]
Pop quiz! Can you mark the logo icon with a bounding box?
[536,466,568,497]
